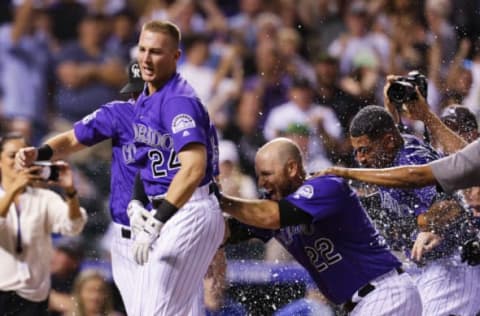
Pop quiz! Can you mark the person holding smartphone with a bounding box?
[0,133,87,316]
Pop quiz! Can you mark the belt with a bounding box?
[344,267,404,313]
[121,227,131,239]
[151,182,217,209]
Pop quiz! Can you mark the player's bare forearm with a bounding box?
[323,165,437,188]
[422,111,467,155]
[165,143,206,208]
[219,194,280,229]
[46,130,87,160]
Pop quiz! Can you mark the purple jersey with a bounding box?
[251,176,400,304]
[373,134,464,258]
[133,73,218,197]
[74,100,137,225]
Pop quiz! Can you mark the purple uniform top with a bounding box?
[133,73,218,197]
[374,134,466,259]
[251,176,400,304]
[74,100,137,226]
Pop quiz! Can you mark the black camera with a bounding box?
[386,70,428,106]
[33,161,60,182]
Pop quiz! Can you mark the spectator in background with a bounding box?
[263,76,342,165]
[281,123,332,173]
[178,33,241,128]
[328,1,388,77]
[105,8,138,64]
[0,0,52,142]
[245,41,291,126]
[276,27,315,84]
[48,238,85,316]
[217,139,257,199]
[48,0,87,45]
[222,91,266,179]
[0,133,87,316]
[204,250,246,316]
[228,0,264,49]
[54,13,126,124]
[313,54,360,135]
[66,269,120,316]
[440,105,480,217]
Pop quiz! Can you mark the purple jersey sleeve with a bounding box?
[161,96,209,153]
[282,176,351,222]
[74,101,127,146]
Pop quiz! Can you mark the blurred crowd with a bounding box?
[1,0,480,315]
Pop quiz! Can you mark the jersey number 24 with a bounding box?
[148,149,181,178]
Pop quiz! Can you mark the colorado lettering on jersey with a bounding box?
[278,224,315,245]
[122,143,136,164]
[133,123,174,151]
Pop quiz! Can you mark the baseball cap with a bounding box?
[291,76,313,90]
[120,60,144,94]
[441,105,478,133]
[283,123,311,136]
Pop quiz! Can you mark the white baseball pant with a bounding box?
[410,258,480,316]
[351,268,422,315]
[137,184,225,316]
[110,222,141,316]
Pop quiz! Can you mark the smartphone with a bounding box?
[32,161,60,182]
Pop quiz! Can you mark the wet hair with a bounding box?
[142,20,181,49]
[441,105,478,133]
[0,132,26,153]
[350,105,396,140]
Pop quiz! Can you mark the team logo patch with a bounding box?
[172,114,196,133]
[293,185,314,199]
[131,63,141,78]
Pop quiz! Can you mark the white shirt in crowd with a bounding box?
[0,187,87,302]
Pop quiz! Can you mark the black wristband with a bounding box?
[37,144,53,161]
[153,199,178,223]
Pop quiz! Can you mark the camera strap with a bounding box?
[15,207,22,254]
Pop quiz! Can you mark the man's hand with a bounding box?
[311,167,342,178]
[402,87,431,122]
[127,200,153,237]
[15,147,38,170]
[132,216,163,265]
[411,231,442,262]
[461,237,480,266]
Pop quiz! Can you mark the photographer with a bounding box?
[0,133,87,316]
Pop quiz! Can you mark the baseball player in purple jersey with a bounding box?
[220,138,422,315]
[128,20,224,315]
[345,106,480,316]
[15,61,149,315]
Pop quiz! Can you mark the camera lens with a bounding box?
[387,82,408,104]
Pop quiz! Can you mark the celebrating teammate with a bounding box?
[14,61,147,315]
[128,21,224,315]
[219,138,422,315]
[333,106,480,315]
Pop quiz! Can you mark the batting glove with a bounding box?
[132,216,164,265]
[461,237,480,266]
[127,200,152,237]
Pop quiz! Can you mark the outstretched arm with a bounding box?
[321,164,437,188]
[15,130,87,169]
[219,194,281,230]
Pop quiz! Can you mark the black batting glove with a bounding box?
[461,237,480,266]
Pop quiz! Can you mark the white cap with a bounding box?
[219,140,239,164]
